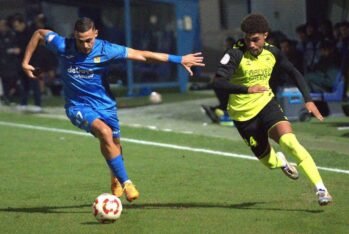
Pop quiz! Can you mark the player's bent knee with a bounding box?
[94,125,113,140]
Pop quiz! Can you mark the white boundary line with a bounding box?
[337,126,349,131]
[1,121,348,175]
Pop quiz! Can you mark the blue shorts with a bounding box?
[66,106,121,138]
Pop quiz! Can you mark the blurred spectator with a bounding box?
[201,36,237,124]
[296,24,308,48]
[9,13,42,112]
[304,40,341,92]
[224,36,235,49]
[333,22,342,42]
[28,13,60,96]
[266,30,287,48]
[295,23,321,73]
[318,19,335,42]
[303,21,321,72]
[270,38,304,93]
[280,39,304,74]
[336,21,349,53]
[336,21,349,99]
[0,18,21,104]
[28,13,47,32]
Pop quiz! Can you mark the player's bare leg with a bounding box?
[92,119,139,202]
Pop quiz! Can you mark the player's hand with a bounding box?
[247,84,269,93]
[181,52,205,76]
[305,101,324,121]
[22,63,38,79]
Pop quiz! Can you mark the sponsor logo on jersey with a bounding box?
[246,67,273,81]
[64,55,75,59]
[67,66,94,79]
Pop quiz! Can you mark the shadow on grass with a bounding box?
[0,204,90,214]
[0,201,323,215]
[328,122,349,137]
[123,202,323,213]
[326,122,349,127]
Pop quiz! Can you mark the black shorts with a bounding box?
[233,98,288,158]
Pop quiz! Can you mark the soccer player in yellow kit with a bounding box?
[213,14,332,205]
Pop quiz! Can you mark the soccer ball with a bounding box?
[92,193,123,224]
[149,91,162,104]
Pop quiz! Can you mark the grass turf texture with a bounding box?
[0,112,348,233]
[32,91,215,108]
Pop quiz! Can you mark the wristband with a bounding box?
[168,55,182,64]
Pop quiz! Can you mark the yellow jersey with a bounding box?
[214,40,311,121]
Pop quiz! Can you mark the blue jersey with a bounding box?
[44,32,128,109]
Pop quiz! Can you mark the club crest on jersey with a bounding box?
[94,56,101,63]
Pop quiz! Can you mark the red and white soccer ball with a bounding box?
[92,193,123,224]
[149,91,162,104]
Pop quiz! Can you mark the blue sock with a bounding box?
[106,155,129,184]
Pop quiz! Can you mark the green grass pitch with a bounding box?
[0,112,348,233]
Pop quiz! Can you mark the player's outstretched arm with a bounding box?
[22,29,52,78]
[278,56,324,121]
[126,49,204,76]
[181,52,205,76]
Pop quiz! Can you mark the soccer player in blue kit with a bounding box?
[22,17,204,202]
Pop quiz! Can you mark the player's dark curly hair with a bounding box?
[240,14,270,33]
[74,17,95,33]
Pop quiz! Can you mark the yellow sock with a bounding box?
[259,147,284,169]
[279,133,323,186]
